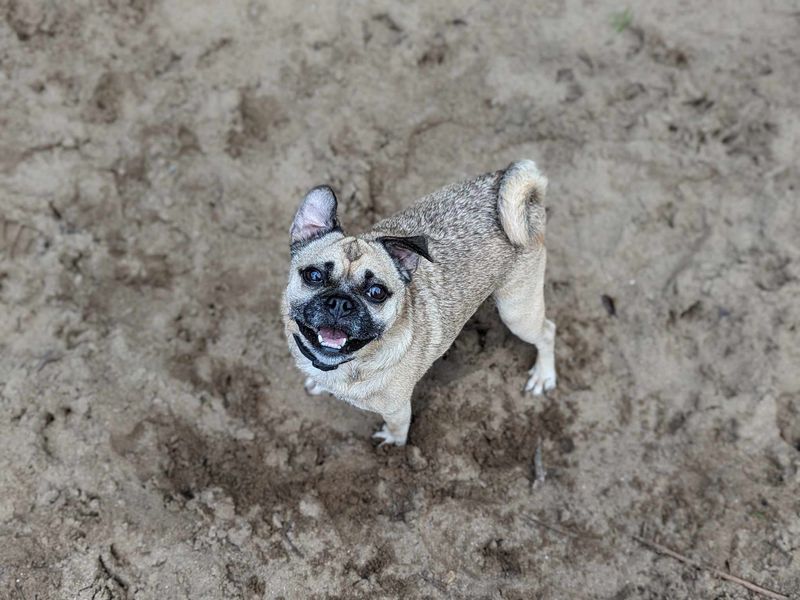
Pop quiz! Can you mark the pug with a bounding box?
[283,160,556,446]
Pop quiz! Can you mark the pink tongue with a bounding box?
[319,326,347,346]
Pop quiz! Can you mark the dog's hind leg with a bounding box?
[494,247,557,395]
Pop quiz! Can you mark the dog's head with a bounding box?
[285,186,432,369]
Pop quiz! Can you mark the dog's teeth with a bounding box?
[318,332,347,349]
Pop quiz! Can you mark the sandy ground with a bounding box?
[1,1,799,598]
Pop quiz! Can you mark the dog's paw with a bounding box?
[304,377,328,396]
[372,424,407,447]
[525,362,557,395]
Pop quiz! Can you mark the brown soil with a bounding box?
[1,1,798,598]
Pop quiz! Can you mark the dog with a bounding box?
[282,160,556,446]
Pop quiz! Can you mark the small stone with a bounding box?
[227,520,252,547]
[214,499,235,522]
[406,445,428,471]
[38,488,60,506]
[234,427,255,441]
[299,495,322,519]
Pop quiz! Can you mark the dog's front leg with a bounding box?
[304,376,328,396]
[372,398,411,447]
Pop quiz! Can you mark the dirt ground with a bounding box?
[1,1,799,598]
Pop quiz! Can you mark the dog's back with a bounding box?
[367,161,548,345]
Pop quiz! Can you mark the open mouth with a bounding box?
[296,320,375,355]
[317,326,348,350]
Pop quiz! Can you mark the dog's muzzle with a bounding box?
[293,334,354,372]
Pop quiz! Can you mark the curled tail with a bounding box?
[497,159,548,247]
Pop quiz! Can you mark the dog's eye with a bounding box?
[365,284,388,303]
[301,267,324,286]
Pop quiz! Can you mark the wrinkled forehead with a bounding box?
[295,234,395,280]
[326,237,393,281]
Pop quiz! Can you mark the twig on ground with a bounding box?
[15,580,27,600]
[281,522,304,558]
[35,350,62,373]
[419,570,448,593]
[521,515,790,599]
[533,440,547,487]
[522,514,581,539]
[631,535,790,600]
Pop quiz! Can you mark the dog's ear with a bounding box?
[377,235,433,282]
[290,186,341,247]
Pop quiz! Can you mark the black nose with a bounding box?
[325,295,355,319]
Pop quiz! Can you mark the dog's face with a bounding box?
[285,186,431,369]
